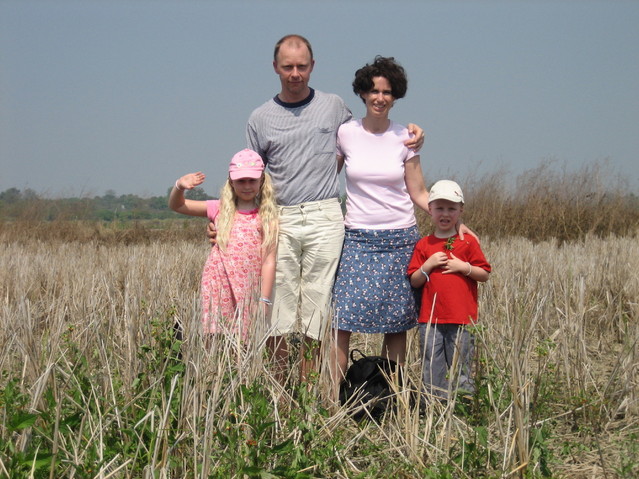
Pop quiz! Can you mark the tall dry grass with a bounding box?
[1,160,637,476]
[416,159,638,243]
[1,225,637,477]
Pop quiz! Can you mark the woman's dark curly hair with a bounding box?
[352,56,408,103]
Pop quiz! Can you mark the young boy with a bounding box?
[407,180,491,400]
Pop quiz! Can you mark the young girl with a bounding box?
[169,149,278,339]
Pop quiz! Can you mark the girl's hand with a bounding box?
[442,253,467,275]
[425,252,448,271]
[260,301,272,318]
[177,172,205,190]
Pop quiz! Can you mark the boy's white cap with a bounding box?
[429,180,464,204]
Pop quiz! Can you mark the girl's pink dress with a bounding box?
[201,200,262,338]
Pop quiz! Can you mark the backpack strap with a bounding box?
[350,349,368,362]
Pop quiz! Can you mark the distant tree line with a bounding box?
[2,159,638,242]
[0,187,215,221]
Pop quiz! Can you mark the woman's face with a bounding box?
[362,76,395,119]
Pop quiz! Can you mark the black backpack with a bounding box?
[339,349,399,421]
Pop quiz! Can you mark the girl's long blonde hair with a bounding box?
[215,173,278,254]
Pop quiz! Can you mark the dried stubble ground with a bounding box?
[1,228,638,477]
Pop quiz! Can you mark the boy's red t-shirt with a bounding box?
[407,235,491,325]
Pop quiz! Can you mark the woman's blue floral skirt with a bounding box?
[332,226,420,333]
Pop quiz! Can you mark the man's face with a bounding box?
[273,42,314,101]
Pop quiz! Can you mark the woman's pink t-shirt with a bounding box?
[337,119,417,229]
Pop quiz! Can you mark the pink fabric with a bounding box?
[337,119,417,229]
[201,200,262,338]
[206,200,220,221]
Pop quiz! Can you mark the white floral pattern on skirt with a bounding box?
[332,226,420,333]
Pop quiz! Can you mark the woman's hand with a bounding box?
[456,223,479,243]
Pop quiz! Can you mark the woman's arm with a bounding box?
[168,172,208,217]
[404,156,429,213]
[404,159,479,241]
[337,155,345,174]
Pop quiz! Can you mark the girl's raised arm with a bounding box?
[168,172,209,217]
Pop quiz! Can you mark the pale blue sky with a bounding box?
[2,0,638,198]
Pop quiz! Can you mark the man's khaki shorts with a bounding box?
[269,198,344,340]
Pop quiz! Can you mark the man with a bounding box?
[216,34,424,383]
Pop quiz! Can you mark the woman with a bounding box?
[331,56,473,389]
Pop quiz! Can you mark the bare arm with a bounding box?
[404,156,429,213]
[337,154,345,174]
[168,172,208,217]
[403,156,483,242]
[260,243,277,301]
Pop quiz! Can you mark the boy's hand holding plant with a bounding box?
[423,252,448,273]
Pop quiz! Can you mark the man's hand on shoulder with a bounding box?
[405,123,425,152]
[207,221,217,245]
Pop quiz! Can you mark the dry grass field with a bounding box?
[1,162,638,477]
[1,225,637,478]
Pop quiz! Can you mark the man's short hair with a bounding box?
[274,34,314,62]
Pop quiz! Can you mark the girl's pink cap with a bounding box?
[229,149,265,180]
